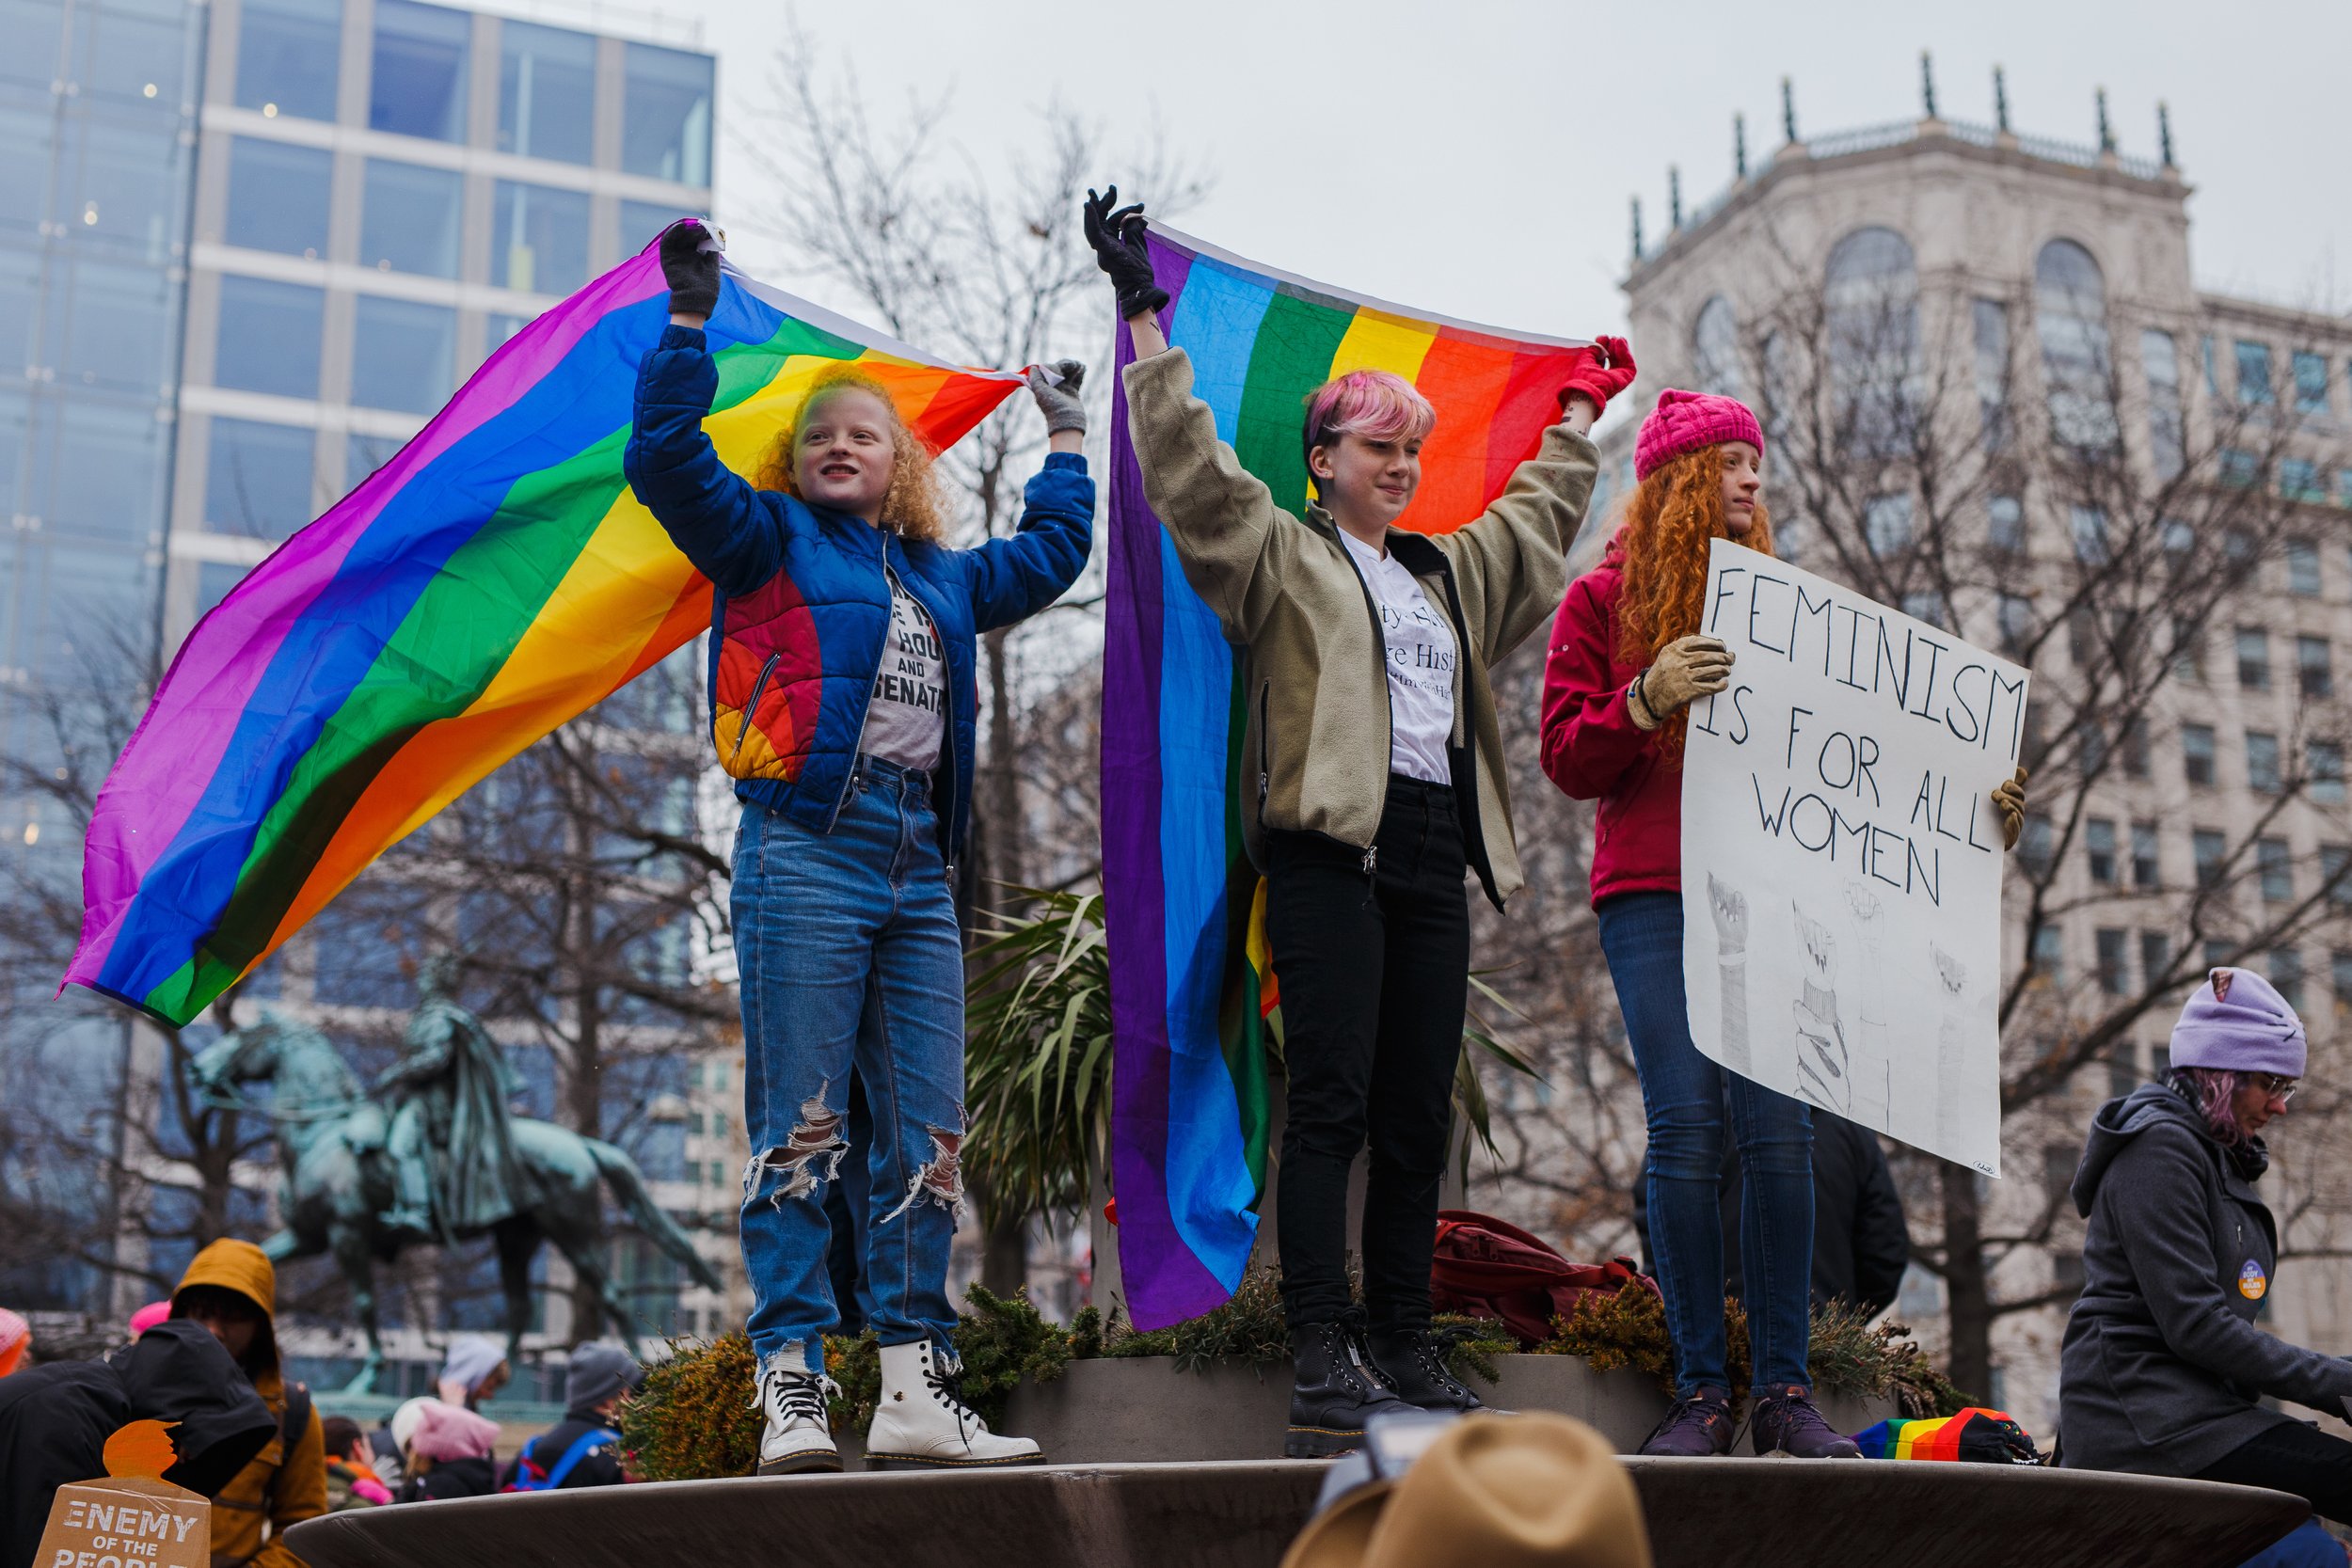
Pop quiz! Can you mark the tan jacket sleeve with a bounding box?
[1438,420,1598,664]
[1120,347,1293,641]
[257,1406,327,1568]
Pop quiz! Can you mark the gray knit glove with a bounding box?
[1026,359,1087,436]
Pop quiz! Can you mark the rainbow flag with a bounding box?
[67,232,1023,1026]
[1104,227,1593,1328]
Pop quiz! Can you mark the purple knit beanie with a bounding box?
[2169,967,2306,1077]
[1633,388,1764,481]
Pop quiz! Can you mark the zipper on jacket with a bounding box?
[825,546,895,832]
[1256,681,1273,826]
[733,653,782,759]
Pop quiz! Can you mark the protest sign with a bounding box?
[33,1476,209,1568]
[1680,539,2029,1173]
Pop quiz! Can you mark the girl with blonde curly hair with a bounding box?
[1540,389,2026,1460]
[623,220,1093,1476]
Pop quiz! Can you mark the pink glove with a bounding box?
[1563,335,1638,418]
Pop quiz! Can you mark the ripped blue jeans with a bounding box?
[735,760,964,1373]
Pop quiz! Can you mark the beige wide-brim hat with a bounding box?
[1281,1413,1652,1568]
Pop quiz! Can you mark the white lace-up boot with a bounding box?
[864,1338,1044,1469]
[753,1344,841,1476]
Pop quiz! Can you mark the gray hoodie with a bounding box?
[2058,1082,2352,1476]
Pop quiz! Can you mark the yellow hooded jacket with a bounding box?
[172,1240,326,1568]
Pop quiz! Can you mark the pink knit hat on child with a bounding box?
[1633,388,1764,481]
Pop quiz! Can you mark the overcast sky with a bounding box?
[619,0,2344,361]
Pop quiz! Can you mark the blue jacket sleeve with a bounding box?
[622,324,781,598]
[962,452,1095,633]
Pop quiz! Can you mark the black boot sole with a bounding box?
[1284,1424,1370,1459]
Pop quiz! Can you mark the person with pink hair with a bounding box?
[1088,187,1634,1456]
[2059,967,2352,1526]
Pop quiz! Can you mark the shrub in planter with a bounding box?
[621,1332,765,1481]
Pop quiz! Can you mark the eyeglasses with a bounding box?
[2253,1073,2300,1103]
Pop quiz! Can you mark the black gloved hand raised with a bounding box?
[659,218,723,320]
[1083,185,1169,322]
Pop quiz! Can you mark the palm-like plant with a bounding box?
[962,888,1546,1233]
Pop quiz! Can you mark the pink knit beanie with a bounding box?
[1633,388,1764,481]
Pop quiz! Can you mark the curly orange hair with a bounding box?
[1613,442,1774,756]
[755,370,949,545]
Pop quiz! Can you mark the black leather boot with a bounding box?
[1285,1320,1414,1457]
[1363,1326,1486,1412]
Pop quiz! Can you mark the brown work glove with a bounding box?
[1630,635,1733,730]
[1992,766,2028,850]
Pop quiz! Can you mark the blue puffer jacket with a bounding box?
[623,324,1093,864]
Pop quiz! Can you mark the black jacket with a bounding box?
[0,1322,275,1568]
[1632,1109,1910,1317]
[2058,1084,2352,1476]
[401,1455,498,1501]
[501,1413,626,1490]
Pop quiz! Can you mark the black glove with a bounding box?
[1083,185,1169,322]
[659,218,723,320]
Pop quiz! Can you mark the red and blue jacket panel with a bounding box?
[624,324,1093,865]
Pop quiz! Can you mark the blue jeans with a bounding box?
[734,759,964,1373]
[1597,891,1814,1396]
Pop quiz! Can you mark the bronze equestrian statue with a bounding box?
[189,1006,722,1392]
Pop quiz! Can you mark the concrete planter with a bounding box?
[1001,1354,1896,1463]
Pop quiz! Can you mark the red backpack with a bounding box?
[1429,1210,1657,1347]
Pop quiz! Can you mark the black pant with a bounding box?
[2197,1420,2352,1526]
[1267,775,1470,1335]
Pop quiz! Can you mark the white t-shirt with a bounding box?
[862,576,946,771]
[1340,531,1457,784]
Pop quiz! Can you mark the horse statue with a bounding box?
[189,1011,723,1392]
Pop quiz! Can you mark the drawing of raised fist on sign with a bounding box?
[1842,880,1892,1128]
[1791,900,1851,1112]
[1708,873,1753,1077]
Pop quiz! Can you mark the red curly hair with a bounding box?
[1613,443,1774,757]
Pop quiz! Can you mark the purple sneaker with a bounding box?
[1750,1386,1861,1458]
[1638,1388,1736,1456]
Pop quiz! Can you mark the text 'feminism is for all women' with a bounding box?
[1693,561,2029,907]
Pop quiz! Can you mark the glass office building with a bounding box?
[167,0,714,641]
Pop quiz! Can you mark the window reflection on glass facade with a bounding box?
[345,430,403,492]
[486,310,531,353]
[2035,239,2118,451]
[226,138,332,259]
[75,5,189,107]
[61,260,173,392]
[359,159,464,277]
[205,417,316,538]
[1691,295,1739,400]
[32,397,164,542]
[619,199,679,259]
[371,0,470,143]
[215,275,325,399]
[0,249,36,371]
[235,0,341,122]
[491,181,589,294]
[61,118,183,263]
[1972,297,2010,452]
[0,0,66,92]
[0,104,52,237]
[499,21,595,165]
[30,540,152,678]
[622,43,711,185]
[197,559,247,622]
[2234,340,2274,405]
[351,295,455,414]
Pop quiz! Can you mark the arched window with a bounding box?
[1692,295,1741,399]
[1823,227,1919,456]
[2035,239,2119,451]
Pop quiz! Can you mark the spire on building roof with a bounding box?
[2096,87,2115,153]
[1630,196,1644,262]
[1994,65,2010,133]
[1919,50,1937,120]
[1781,76,1798,143]
[2158,101,2177,169]
[1668,166,1682,228]
[1734,113,1747,179]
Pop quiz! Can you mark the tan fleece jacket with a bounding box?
[1122,346,1598,904]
